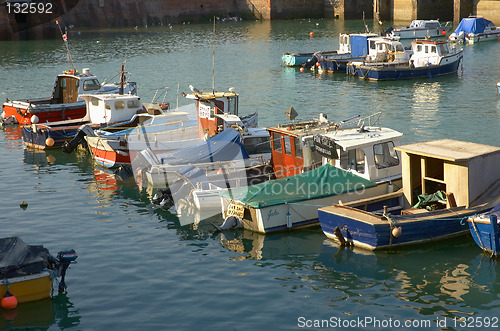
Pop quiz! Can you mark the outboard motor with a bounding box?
[56,249,78,292]
[63,124,95,154]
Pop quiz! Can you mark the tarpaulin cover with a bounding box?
[220,163,376,208]
[452,17,494,35]
[413,190,447,210]
[0,237,52,278]
[158,127,250,165]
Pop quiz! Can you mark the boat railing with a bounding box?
[335,112,381,131]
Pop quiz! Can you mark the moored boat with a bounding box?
[387,20,452,39]
[449,16,500,43]
[0,237,77,307]
[282,51,338,67]
[348,38,463,81]
[218,114,404,233]
[467,203,500,257]
[2,68,136,125]
[303,33,378,72]
[318,139,500,250]
[21,92,146,149]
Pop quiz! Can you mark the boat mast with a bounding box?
[118,61,127,95]
[56,20,76,73]
[212,16,216,94]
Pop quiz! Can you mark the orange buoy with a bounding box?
[300,67,304,72]
[309,32,314,37]
[392,226,402,238]
[45,137,55,147]
[1,290,18,310]
[442,30,446,35]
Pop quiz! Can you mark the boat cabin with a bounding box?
[395,139,500,209]
[365,37,410,63]
[338,33,378,56]
[79,94,144,124]
[51,68,136,104]
[410,40,452,67]
[267,115,332,178]
[185,89,239,138]
[316,125,403,182]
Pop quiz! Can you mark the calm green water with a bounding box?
[1,19,500,330]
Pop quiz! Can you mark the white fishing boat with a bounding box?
[449,16,500,43]
[387,20,452,39]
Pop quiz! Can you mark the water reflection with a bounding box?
[0,293,80,330]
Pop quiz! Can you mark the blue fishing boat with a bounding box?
[302,33,378,72]
[467,203,500,257]
[318,139,500,250]
[348,39,463,81]
[386,20,452,39]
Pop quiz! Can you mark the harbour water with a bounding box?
[1,19,500,330]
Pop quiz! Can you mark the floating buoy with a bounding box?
[442,30,446,35]
[1,290,18,310]
[309,32,314,37]
[45,137,55,147]
[300,67,304,72]
[20,201,28,210]
[31,115,39,124]
[392,226,402,238]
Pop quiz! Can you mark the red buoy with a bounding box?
[1,290,18,310]
[309,32,314,37]
[300,67,304,72]
[442,30,446,35]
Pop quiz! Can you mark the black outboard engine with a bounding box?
[56,249,78,292]
[63,125,95,154]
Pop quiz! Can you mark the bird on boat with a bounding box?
[189,85,201,94]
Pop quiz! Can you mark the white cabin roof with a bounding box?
[322,126,404,150]
[79,93,140,102]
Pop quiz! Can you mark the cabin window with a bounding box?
[438,44,449,55]
[373,142,399,169]
[369,40,376,50]
[425,45,429,53]
[396,44,404,52]
[61,78,66,89]
[105,103,111,110]
[115,101,125,110]
[91,97,99,107]
[244,136,271,155]
[416,45,422,52]
[284,136,292,155]
[272,133,282,152]
[83,79,101,91]
[294,137,303,159]
[348,149,365,174]
[127,99,141,108]
[228,96,238,116]
[430,46,437,53]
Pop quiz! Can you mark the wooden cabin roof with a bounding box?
[395,139,500,162]
[184,91,238,100]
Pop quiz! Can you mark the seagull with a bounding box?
[189,85,201,94]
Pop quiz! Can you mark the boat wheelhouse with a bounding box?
[2,68,136,125]
[319,139,500,250]
[449,16,500,43]
[388,20,452,39]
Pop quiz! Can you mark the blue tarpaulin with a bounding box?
[452,17,494,36]
[157,127,250,165]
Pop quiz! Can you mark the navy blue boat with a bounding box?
[349,39,463,81]
[467,203,500,257]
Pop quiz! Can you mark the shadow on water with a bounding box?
[0,292,80,330]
